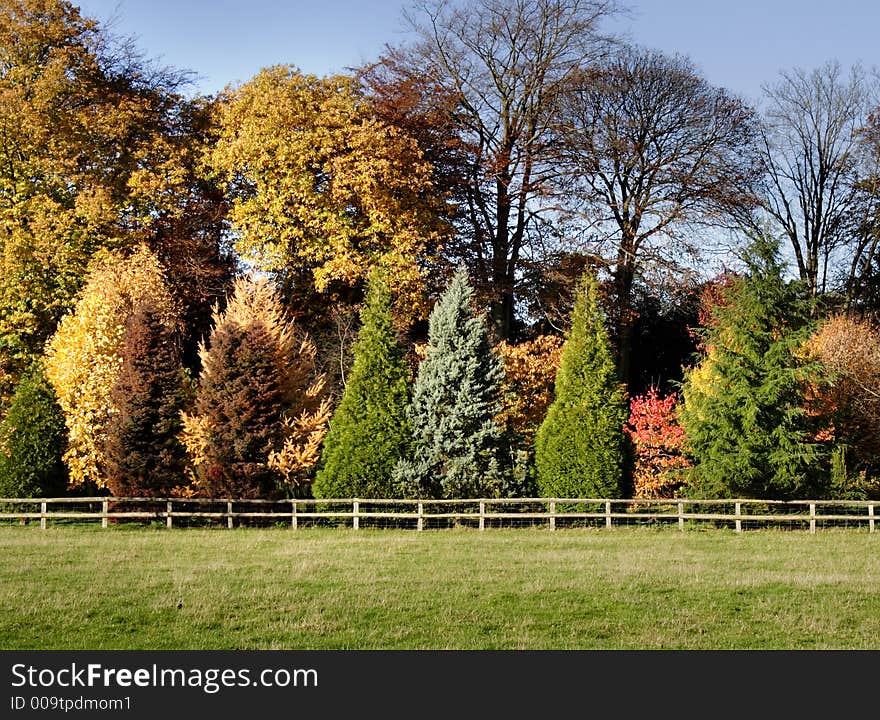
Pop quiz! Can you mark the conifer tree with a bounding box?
[180,278,329,498]
[679,234,822,499]
[394,268,508,498]
[102,301,188,497]
[0,361,68,498]
[313,274,410,498]
[534,273,627,498]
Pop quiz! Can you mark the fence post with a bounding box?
[549,500,556,532]
[40,501,47,530]
[735,502,742,533]
[353,500,360,530]
[869,504,875,534]
[227,501,233,530]
[417,502,424,532]
[166,500,173,529]
[101,500,108,529]
[677,501,684,532]
[291,500,298,530]
[479,501,485,531]
[605,500,612,529]
[809,503,816,535]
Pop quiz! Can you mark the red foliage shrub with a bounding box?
[625,387,689,498]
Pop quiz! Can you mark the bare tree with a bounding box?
[555,46,761,385]
[759,61,878,299]
[844,109,880,309]
[386,0,622,339]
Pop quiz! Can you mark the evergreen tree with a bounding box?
[394,268,508,498]
[313,274,410,497]
[535,273,627,498]
[102,301,188,496]
[180,278,329,498]
[679,234,822,499]
[0,362,68,497]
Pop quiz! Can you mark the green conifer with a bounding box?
[534,273,627,498]
[313,274,410,497]
[679,234,822,499]
[0,362,68,497]
[394,268,508,498]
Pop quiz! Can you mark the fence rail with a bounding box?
[0,497,877,533]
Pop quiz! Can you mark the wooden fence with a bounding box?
[0,496,877,533]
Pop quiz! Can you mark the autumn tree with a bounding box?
[759,61,879,300]
[180,278,330,498]
[535,273,627,498]
[312,274,411,498]
[0,0,199,402]
[625,388,688,498]
[102,300,189,497]
[384,0,621,338]
[803,313,880,496]
[679,234,823,499]
[44,245,178,489]
[208,65,450,328]
[0,361,68,498]
[496,335,564,443]
[555,45,761,385]
[395,268,509,498]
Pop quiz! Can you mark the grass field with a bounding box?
[1,525,878,649]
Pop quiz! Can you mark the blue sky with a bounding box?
[76,0,878,103]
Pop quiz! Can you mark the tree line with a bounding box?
[0,0,879,502]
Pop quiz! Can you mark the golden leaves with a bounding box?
[44,244,177,488]
[209,65,450,326]
[496,335,564,442]
[267,398,333,490]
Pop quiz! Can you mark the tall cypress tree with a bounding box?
[313,274,410,498]
[535,273,627,498]
[0,361,68,498]
[102,301,188,496]
[394,268,508,498]
[679,234,822,499]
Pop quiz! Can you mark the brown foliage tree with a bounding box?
[496,335,564,445]
[103,300,189,497]
[0,0,218,405]
[180,278,330,498]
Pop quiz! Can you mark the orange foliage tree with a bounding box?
[802,313,880,495]
[496,335,564,446]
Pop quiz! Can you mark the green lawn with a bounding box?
[1,525,878,649]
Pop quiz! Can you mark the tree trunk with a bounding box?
[615,247,636,390]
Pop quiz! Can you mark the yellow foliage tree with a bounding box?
[208,65,450,326]
[0,0,215,405]
[44,245,178,488]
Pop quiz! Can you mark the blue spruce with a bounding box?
[395,268,508,498]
